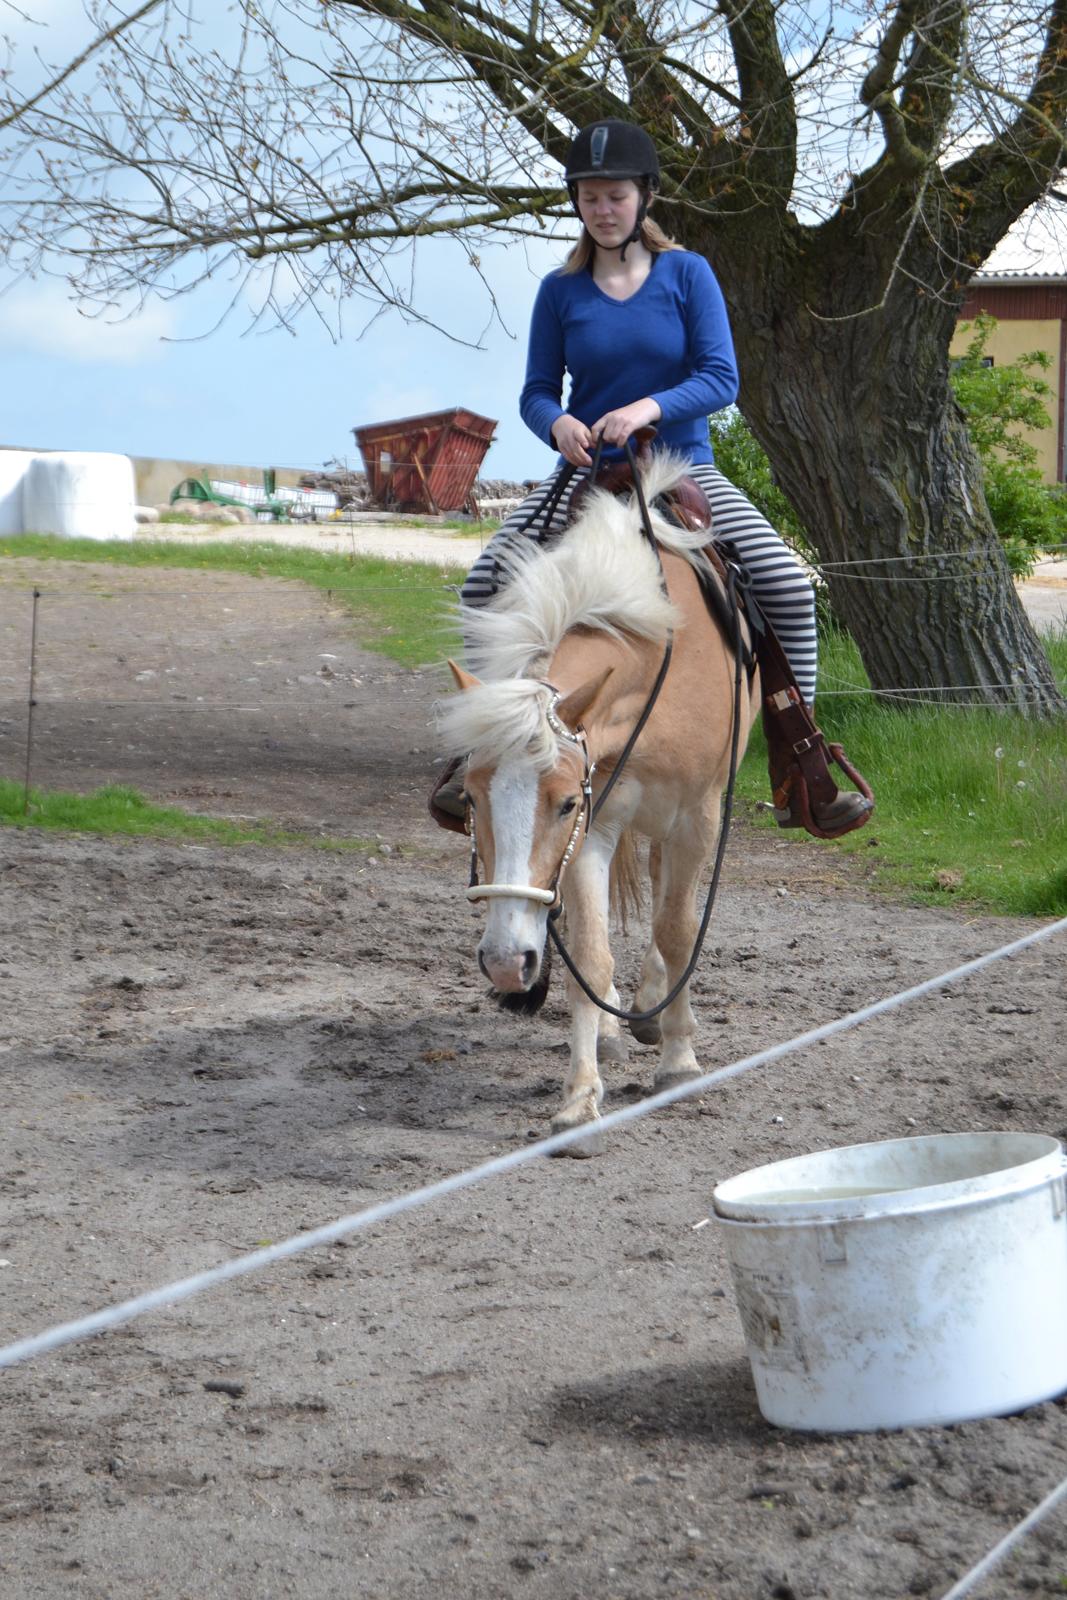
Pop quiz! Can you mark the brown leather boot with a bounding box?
[764,687,874,841]
[429,756,469,834]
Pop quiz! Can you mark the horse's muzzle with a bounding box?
[479,944,540,992]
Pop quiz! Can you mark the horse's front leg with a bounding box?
[551,831,618,1148]
[651,810,717,1092]
[631,841,666,1046]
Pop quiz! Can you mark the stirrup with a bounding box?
[771,742,874,841]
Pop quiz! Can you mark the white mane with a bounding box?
[438,453,713,767]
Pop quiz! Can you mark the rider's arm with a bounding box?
[520,276,568,448]
[648,254,739,425]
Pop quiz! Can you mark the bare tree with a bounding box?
[2,1,1065,710]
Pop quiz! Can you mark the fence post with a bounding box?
[22,587,40,814]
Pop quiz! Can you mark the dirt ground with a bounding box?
[1,557,1066,1600]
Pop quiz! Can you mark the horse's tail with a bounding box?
[609,828,643,932]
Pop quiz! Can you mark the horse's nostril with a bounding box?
[522,949,538,985]
[478,949,491,981]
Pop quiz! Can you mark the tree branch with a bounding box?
[899,1,967,153]
[0,0,166,132]
[856,1,929,184]
[714,0,796,202]
[945,0,1067,262]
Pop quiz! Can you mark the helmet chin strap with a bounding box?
[616,193,649,263]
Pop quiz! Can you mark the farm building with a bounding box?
[952,270,1067,485]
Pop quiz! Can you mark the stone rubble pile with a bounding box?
[297,467,529,514]
[298,467,371,509]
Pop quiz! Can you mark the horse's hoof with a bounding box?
[597,1033,628,1065]
[548,1128,605,1159]
[629,1016,661,1047]
[653,1067,702,1095]
[549,1095,604,1156]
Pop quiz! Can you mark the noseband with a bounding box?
[465,686,596,909]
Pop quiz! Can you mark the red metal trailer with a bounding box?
[352,406,497,514]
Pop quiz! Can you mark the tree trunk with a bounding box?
[700,223,1067,716]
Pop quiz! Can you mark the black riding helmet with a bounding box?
[564,119,660,259]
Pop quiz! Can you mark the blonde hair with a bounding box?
[560,214,681,275]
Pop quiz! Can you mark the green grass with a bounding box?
[439,518,500,537]
[735,627,1067,916]
[0,779,377,850]
[0,532,466,668]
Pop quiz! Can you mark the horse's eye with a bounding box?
[559,797,578,817]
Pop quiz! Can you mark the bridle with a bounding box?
[465,686,596,909]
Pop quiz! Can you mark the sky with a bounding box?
[0,2,569,486]
[2,3,1065,490]
[0,238,564,485]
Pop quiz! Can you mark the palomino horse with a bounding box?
[438,453,760,1145]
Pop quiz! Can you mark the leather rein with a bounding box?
[465,440,747,1024]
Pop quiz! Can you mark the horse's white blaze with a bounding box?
[478,760,548,985]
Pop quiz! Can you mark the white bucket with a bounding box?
[712,1131,1067,1433]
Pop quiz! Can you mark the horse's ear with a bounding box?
[448,659,482,693]
[555,666,614,731]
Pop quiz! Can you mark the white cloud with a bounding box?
[0,282,176,364]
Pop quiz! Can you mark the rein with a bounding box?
[464,438,747,1024]
[547,561,746,1025]
[586,437,674,826]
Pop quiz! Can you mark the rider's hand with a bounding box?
[590,397,662,447]
[551,413,594,467]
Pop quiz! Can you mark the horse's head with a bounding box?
[444,661,611,994]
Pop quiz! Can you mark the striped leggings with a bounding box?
[461,463,817,706]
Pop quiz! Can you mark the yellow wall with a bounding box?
[950,316,1062,483]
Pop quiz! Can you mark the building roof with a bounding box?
[980,203,1067,278]
[973,270,1067,286]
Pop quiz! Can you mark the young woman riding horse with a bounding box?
[434,117,873,837]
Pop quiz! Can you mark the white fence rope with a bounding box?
[7,680,1061,714]
[818,544,1067,568]
[938,1474,1067,1600]
[1,914,1064,1374]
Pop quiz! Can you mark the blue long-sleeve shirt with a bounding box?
[519,249,739,465]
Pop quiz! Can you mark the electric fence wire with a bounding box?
[937,1473,1067,1600]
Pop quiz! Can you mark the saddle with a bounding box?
[566,428,713,536]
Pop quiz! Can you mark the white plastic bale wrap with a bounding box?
[0,449,35,534]
[22,452,136,541]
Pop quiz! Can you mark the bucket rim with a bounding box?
[711,1129,1065,1225]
